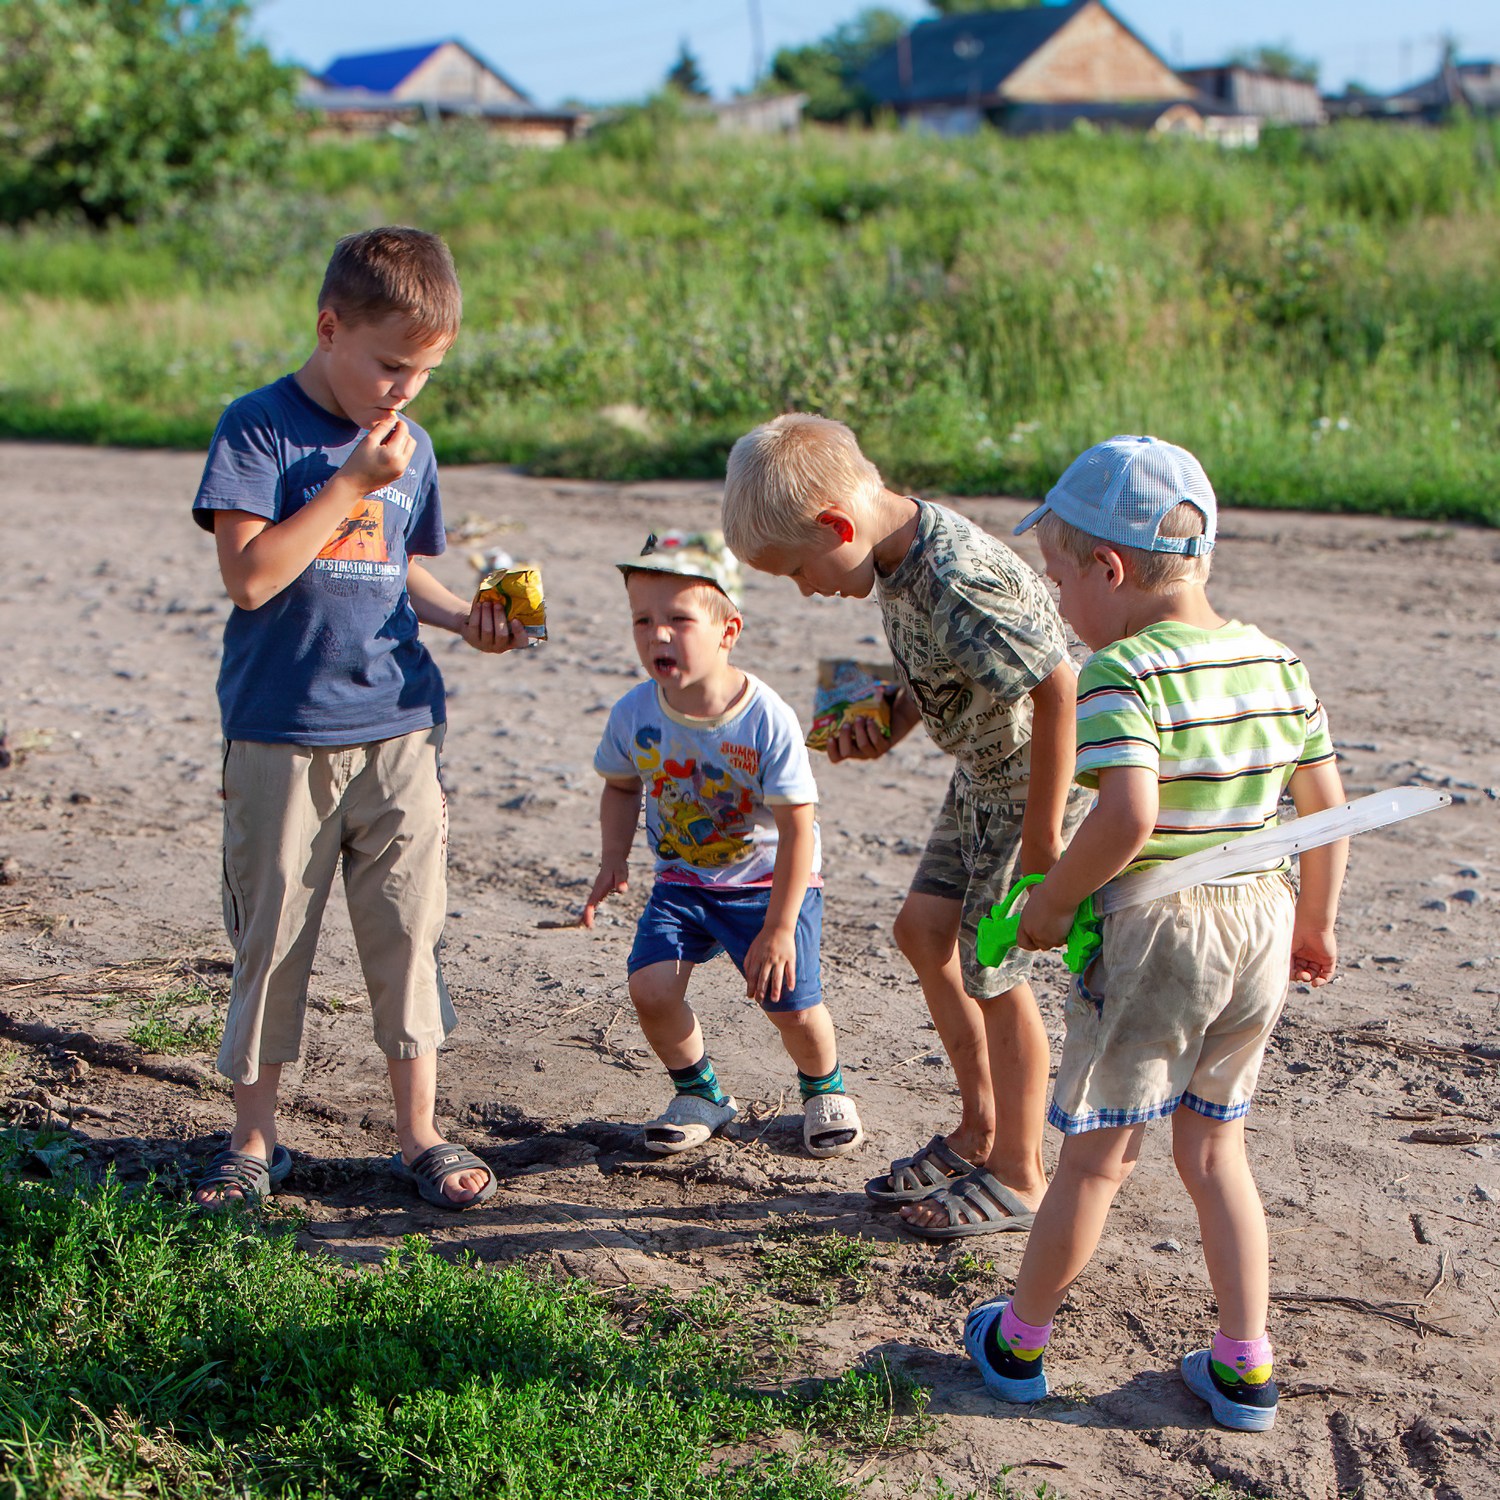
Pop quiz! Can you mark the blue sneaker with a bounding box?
[1181,1349,1278,1432]
[963,1299,1050,1403]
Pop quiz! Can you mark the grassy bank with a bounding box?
[0,1149,923,1499]
[2,117,1497,523]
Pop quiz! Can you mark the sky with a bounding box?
[251,0,1500,109]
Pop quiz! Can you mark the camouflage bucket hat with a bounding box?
[617,529,743,611]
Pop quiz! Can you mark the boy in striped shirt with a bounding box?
[963,435,1347,1432]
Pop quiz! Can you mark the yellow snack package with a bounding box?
[806,658,894,753]
[475,565,547,642]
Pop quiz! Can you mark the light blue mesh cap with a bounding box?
[1013,435,1217,556]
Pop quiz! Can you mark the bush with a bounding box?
[0,0,297,226]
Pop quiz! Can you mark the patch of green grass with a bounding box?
[0,1147,921,1498]
[125,984,222,1055]
[753,1215,881,1309]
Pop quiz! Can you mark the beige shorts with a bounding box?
[910,771,1091,1000]
[1049,873,1294,1135]
[217,727,455,1085]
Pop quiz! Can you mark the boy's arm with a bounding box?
[1018,658,1077,876]
[406,561,529,653]
[583,777,643,928]
[1286,758,1348,986]
[743,802,815,1005]
[1015,764,1157,951]
[827,686,922,763]
[214,415,414,611]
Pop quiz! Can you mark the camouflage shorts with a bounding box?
[910,772,1091,1000]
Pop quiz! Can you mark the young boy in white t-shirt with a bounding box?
[583,532,864,1159]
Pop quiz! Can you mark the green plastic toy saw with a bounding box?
[974,874,1102,975]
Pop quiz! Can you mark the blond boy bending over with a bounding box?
[724,415,1088,1239]
[964,435,1346,1432]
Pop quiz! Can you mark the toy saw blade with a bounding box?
[1093,786,1451,917]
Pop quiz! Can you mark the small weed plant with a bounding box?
[126,984,222,1055]
[754,1214,881,1309]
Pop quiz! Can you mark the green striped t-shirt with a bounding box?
[1075,620,1335,869]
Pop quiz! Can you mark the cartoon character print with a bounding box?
[632,725,754,870]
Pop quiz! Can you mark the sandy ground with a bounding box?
[2,440,1499,1499]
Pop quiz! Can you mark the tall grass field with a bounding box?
[2,115,1497,523]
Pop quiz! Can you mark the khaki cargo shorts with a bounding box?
[910,770,1091,1000]
[1048,872,1295,1135]
[217,726,455,1085]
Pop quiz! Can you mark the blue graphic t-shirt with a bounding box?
[594,675,821,888]
[192,375,446,745]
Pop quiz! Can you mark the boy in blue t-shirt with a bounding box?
[583,533,864,1159]
[190,227,529,1211]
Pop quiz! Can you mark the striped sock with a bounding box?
[668,1053,728,1106]
[797,1063,846,1102]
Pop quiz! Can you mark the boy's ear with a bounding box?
[720,613,743,649]
[315,307,339,348]
[1091,543,1128,588]
[815,509,855,545]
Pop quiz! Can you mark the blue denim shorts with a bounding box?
[628,883,824,1013]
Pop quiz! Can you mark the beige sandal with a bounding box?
[802,1093,864,1158]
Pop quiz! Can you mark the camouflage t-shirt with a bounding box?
[875,500,1068,801]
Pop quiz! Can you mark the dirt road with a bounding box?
[2,442,1498,1497]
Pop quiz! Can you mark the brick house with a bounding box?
[299,40,585,145]
[859,0,1209,135]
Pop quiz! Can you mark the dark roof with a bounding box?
[861,1,1087,105]
[321,42,445,93]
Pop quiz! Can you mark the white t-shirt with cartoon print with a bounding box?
[594,674,821,888]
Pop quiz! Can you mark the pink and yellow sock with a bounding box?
[999,1304,1052,1364]
[1210,1331,1274,1386]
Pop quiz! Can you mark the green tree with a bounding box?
[1227,45,1320,85]
[0,0,296,226]
[766,7,908,121]
[665,40,711,98]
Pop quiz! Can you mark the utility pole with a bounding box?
[748,0,764,88]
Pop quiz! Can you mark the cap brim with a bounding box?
[1012,501,1049,537]
[616,559,741,611]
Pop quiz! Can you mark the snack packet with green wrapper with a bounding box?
[806,658,894,754]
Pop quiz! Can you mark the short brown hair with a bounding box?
[1037,503,1212,594]
[318,226,462,344]
[723,413,883,560]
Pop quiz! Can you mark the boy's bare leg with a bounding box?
[1172,1110,1269,1340]
[892,891,995,1165]
[902,974,1052,1228]
[388,1052,489,1204]
[1008,1123,1146,1326]
[765,1002,838,1078]
[192,1064,283,1206]
[628,960,704,1070]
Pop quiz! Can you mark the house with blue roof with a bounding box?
[300,40,584,144]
